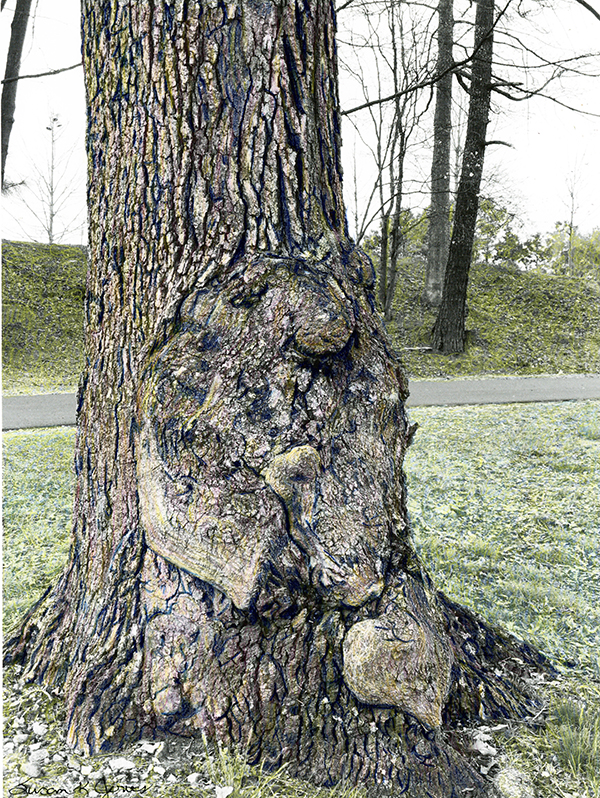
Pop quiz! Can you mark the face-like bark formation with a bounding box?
[136,251,407,612]
[134,246,454,735]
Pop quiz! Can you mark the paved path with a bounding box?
[3,374,600,430]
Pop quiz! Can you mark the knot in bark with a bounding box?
[263,444,387,608]
[287,274,355,357]
[225,253,356,359]
[343,578,453,728]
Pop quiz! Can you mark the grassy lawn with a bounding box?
[3,240,600,395]
[3,402,599,797]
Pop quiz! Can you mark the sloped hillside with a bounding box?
[387,260,600,378]
[2,241,86,395]
[3,241,599,394]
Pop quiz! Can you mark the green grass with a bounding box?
[387,259,600,378]
[2,427,76,631]
[404,401,600,679]
[3,402,600,796]
[403,400,600,798]
[2,240,86,395]
[3,241,600,395]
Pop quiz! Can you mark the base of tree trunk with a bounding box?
[5,569,555,798]
[431,315,466,354]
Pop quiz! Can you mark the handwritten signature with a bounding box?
[9,776,149,796]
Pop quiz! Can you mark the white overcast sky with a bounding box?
[1,0,599,245]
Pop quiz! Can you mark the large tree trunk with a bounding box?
[1,0,33,187]
[431,0,494,352]
[424,0,454,308]
[6,2,552,795]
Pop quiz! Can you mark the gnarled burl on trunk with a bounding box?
[5,2,553,796]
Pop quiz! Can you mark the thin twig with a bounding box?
[1,62,82,84]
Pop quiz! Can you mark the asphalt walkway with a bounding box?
[3,374,599,431]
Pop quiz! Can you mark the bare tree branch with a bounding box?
[1,62,82,84]
[501,87,600,117]
[342,0,514,115]
[573,0,600,23]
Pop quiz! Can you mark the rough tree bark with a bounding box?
[1,0,33,187]
[431,0,494,352]
[6,2,552,795]
[424,0,453,308]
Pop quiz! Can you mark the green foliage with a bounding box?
[500,684,600,798]
[199,734,364,798]
[362,209,428,265]
[2,240,86,395]
[362,209,428,318]
[472,197,518,266]
[457,197,600,279]
[542,223,600,280]
[404,401,600,797]
[360,199,600,374]
[543,701,600,785]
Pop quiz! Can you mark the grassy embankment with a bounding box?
[387,256,600,379]
[2,241,86,395]
[3,242,600,796]
[2,239,600,394]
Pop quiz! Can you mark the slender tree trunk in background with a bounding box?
[378,211,390,312]
[384,164,405,321]
[381,7,404,323]
[45,115,60,244]
[6,2,552,795]
[424,0,454,308]
[431,0,495,353]
[1,0,33,188]
[385,204,403,320]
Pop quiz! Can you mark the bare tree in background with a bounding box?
[1,0,33,188]
[4,114,86,243]
[432,0,496,353]
[564,168,581,275]
[340,0,436,319]
[341,0,599,344]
